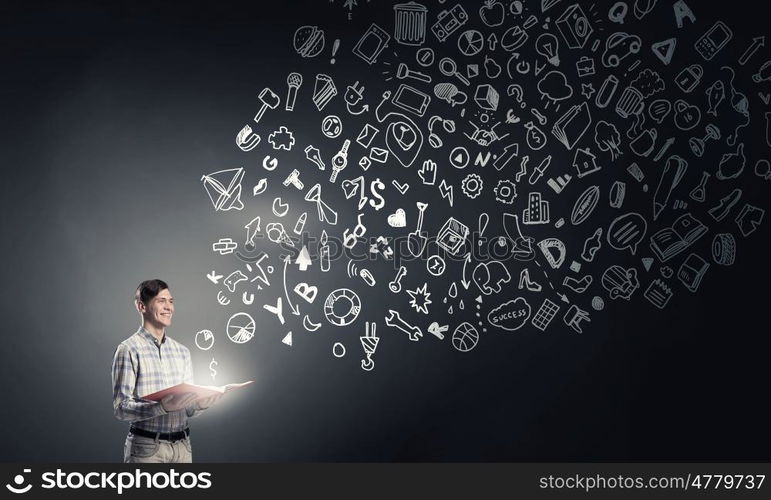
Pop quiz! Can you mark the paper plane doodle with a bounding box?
[201,168,245,211]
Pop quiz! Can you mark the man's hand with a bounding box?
[194,394,223,411]
[160,392,197,412]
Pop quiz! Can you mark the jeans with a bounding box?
[123,432,192,463]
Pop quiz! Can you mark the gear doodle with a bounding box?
[268,126,295,151]
[461,173,483,199]
[494,179,517,204]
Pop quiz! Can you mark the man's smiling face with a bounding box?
[141,288,174,328]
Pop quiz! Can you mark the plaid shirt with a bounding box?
[112,327,203,433]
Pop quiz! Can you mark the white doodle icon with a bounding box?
[436,216,469,256]
[236,124,260,151]
[226,312,256,344]
[353,23,390,64]
[294,25,325,57]
[268,126,295,151]
[601,265,640,300]
[427,255,446,276]
[223,270,247,293]
[285,72,302,111]
[531,299,560,331]
[360,322,379,371]
[473,261,511,295]
[201,168,244,212]
[324,288,361,327]
[385,309,423,341]
[212,238,237,255]
[407,283,432,314]
[263,297,285,325]
[332,342,346,358]
[303,315,322,332]
[313,74,337,111]
[321,115,343,138]
[451,322,479,352]
[194,329,215,351]
[294,282,318,304]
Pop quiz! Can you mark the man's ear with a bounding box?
[136,300,146,313]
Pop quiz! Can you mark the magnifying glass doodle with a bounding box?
[439,57,470,86]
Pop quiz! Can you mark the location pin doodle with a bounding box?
[209,358,217,381]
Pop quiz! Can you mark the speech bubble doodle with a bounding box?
[607,212,647,255]
[487,298,531,331]
[648,99,672,124]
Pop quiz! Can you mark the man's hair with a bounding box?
[135,279,169,305]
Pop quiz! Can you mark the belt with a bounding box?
[129,425,189,442]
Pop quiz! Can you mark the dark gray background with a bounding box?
[1,0,770,462]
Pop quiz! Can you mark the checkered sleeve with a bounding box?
[111,343,167,422]
[183,347,206,418]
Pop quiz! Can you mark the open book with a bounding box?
[141,381,254,402]
[649,213,707,262]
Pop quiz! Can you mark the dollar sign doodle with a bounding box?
[368,178,385,211]
[209,358,217,381]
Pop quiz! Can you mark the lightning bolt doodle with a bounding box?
[438,180,454,207]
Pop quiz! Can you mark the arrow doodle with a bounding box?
[739,36,765,66]
[461,253,472,290]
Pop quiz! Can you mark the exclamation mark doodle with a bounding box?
[478,212,489,247]
[331,38,340,65]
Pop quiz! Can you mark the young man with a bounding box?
[111,279,222,463]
